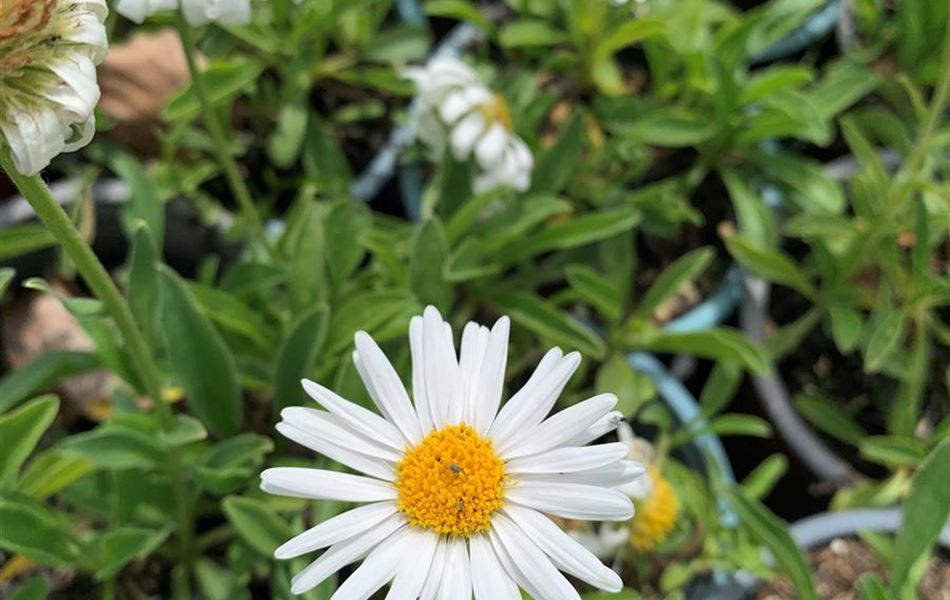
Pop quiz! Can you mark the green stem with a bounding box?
[175,16,277,260]
[0,147,194,596]
[893,10,950,205]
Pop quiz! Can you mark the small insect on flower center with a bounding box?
[395,424,505,536]
[478,94,513,132]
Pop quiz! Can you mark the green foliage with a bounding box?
[1,0,947,597]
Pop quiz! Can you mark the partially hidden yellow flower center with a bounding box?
[396,424,505,536]
[629,465,679,551]
[477,94,513,131]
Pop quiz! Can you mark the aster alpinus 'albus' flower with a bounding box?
[115,0,250,26]
[0,0,107,175]
[404,57,534,194]
[261,306,645,598]
[575,423,680,556]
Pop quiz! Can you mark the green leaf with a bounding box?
[110,154,164,249]
[187,281,272,348]
[285,201,328,311]
[164,59,264,121]
[127,224,162,347]
[634,328,770,374]
[160,268,241,436]
[267,102,309,169]
[425,0,492,31]
[409,218,452,311]
[725,489,818,600]
[566,264,623,323]
[8,576,48,600]
[0,395,59,488]
[633,247,714,320]
[857,574,887,600]
[829,305,863,353]
[325,200,370,285]
[273,304,329,412]
[0,224,56,260]
[699,362,742,416]
[724,234,815,297]
[92,527,171,579]
[194,557,244,600]
[891,440,950,593]
[859,436,927,468]
[222,496,293,557]
[363,25,430,62]
[0,495,80,567]
[530,112,585,194]
[0,351,99,415]
[16,449,95,500]
[160,415,208,447]
[864,309,905,373]
[707,414,772,438]
[490,292,606,359]
[595,353,654,416]
[740,65,814,104]
[59,426,163,470]
[0,267,15,299]
[617,111,717,147]
[325,290,417,356]
[741,454,788,499]
[499,19,568,48]
[505,207,641,262]
[596,18,665,57]
[794,394,866,446]
[721,168,777,247]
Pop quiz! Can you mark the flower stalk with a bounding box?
[174,14,276,260]
[0,146,194,599]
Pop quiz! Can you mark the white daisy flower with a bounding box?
[0,0,107,175]
[262,306,644,598]
[404,57,534,194]
[115,0,251,26]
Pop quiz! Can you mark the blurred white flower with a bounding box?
[115,0,251,26]
[0,0,107,175]
[404,57,534,194]
[262,306,643,597]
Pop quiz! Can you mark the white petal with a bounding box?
[260,468,396,502]
[418,539,449,600]
[459,322,489,426]
[506,481,634,521]
[472,316,510,434]
[563,410,624,446]
[437,538,472,600]
[514,460,644,487]
[330,527,419,600]
[491,352,580,453]
[421,306,461,429]
[439,90,477,124]
[487,348,562,441]
[450,112,486,160]
[505,443,629,475]
[276,421,395,481]
[503,394,618,460]
[289,514,405,595]
[275,502,398,559]
[470,533,520,600]
[280,407,401,462]
[353,331,422,444]
[490,513,580,600]
[385,530,439,600]
[409,316,434,434]
[617,465,653,499]
[502,505,623,592]
[475,124,508,169]
[301,379,406,452]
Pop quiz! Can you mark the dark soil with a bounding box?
[755,537,950,600]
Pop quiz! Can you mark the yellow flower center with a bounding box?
[629,465,679,551]
[478,94,513,131]
[395,424,506,536]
